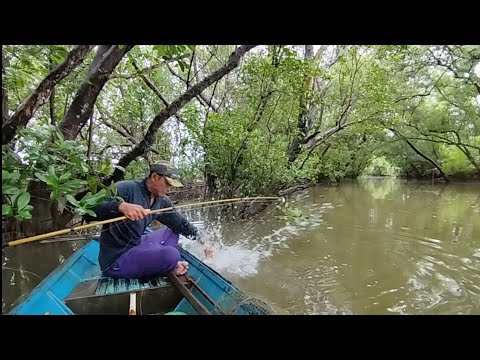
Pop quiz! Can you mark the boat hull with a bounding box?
[8,240,274,315]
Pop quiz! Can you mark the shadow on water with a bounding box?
[3,177,480,314]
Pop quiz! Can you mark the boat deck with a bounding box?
[64,274,190,315]
[9,239,277,315]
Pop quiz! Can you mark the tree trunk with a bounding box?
[404,138,450,182]
[58,45,134,140]
[105,45,257,184]
[230,46,281,192]
[2,51,9,125]
[288,45,316,164]
[458,145,480,173]
[287,45,339,166]
[2,45,93,145]
[204,171,218,200]
[9,46,132,239]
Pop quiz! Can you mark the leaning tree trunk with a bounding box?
[59,45,134,140]
[15,46,134,238]
[388,125,450,182]
[2,45,94,145]
[105,45,257,185]
[402,137,450,182]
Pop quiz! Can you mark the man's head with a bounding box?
[147,161,183,197]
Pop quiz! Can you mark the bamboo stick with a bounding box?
[3,196,281,248]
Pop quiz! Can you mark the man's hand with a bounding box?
[204,242,214,259]
[119,202,149,221]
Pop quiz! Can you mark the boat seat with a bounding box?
[64,275,190,315]
[65,275,189,301]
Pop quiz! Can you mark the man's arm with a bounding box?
[156,197,199,240]
[83,181,148,222]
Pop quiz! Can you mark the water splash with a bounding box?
[180,237,263,278]
[178,202,327,280]
[179,220,264,278]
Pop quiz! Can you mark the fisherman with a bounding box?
[83,160,213,279]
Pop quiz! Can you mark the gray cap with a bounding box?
[150,161,183,187]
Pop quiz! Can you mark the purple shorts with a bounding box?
[104,227,180,279]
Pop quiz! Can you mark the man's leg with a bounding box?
[140,227,180,247]
[105,242,181,279]
[142,228,189,275]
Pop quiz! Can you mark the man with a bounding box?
[84,160,207,279]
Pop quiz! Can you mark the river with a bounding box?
[3,177,479,315]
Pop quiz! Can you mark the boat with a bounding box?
[8,238,275,315]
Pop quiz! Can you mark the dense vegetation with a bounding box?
[2,45,479,239]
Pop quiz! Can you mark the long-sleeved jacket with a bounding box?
[84,179,198,272]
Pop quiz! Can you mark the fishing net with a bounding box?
[215,288,279,315]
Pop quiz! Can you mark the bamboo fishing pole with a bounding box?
[2,196,282,248]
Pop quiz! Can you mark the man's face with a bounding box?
[151,173,171,197]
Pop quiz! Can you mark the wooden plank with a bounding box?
[129,293,136,315]
[65,279,99,300]
[167,273,211,315]
[65,286,182,315]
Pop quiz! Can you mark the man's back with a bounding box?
[86,178,198,272]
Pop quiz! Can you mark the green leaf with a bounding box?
[110,181,117,196]
[23,205,34,212]
[118,45,125,50]
[46,175,58,189]
[16,192,31,211]
[10,192,22,207]
[18,210,32,220]
[80,192,93,202]
[178,60,186,73]
[100,163,111,175]
[59,172,72,182]
[2,185,20,195]
[35,173,48,183]
[62,179,86,192]
[66,194,80,207]
[50,190,58,201]
[55,128,65,142]
[81,163,90,173]
[47,165,56,176]
[84,189,106,206]
[75,207,96,217]
[87,175,98,193]
[2,204,13,216]
[84,209,96,217]
[153,45,166,57]
[57,196,67,213]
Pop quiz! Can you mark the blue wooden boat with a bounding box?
[8,239,274,315]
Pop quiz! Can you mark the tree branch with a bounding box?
[166,62,219,113]
[429,48,480,95]
[58,45,134,140]
[2,45,93,145]
[132,61,169,107]
[389,127,450,182]
[109,63,162,79]
[105,45,257,184]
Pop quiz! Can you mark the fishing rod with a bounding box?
[2,196,282,249]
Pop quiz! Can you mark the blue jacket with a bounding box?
[84,179,199,272]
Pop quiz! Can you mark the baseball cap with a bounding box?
[150,161,184,188]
